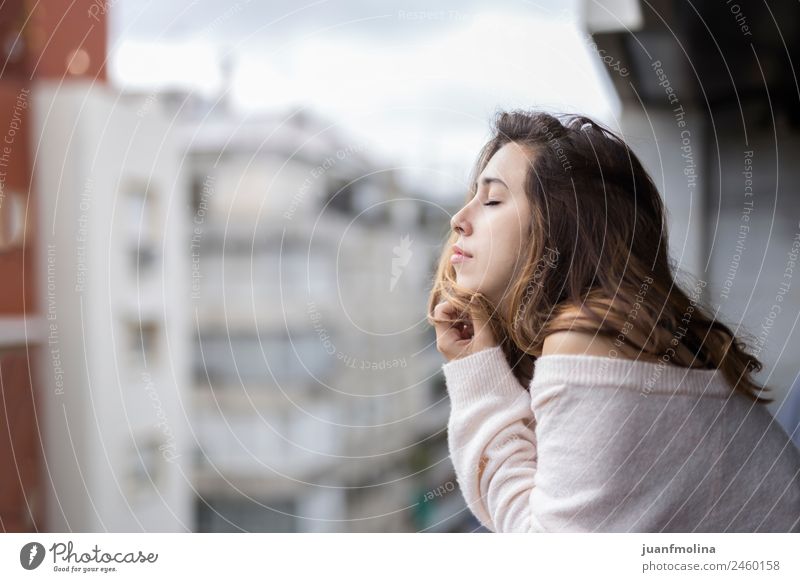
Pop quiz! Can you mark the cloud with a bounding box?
[110,0,617,200]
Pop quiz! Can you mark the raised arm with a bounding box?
[441,345,542,532]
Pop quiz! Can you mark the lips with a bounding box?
[452,244,473,258]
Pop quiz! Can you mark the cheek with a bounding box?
[472,244,518,284]
[490,222,525,261]
[489,228,527,278]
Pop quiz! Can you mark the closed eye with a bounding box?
[483,201,500,206]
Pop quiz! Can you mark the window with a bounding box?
[126,320,160,367]
[123,180,160,274]
[326,178,355,214]
[124,433,162,500]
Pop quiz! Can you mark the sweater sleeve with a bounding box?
[441,345,541,532]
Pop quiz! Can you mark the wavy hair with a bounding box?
[427,110,771,404]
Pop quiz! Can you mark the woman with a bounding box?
[427,110,800,532]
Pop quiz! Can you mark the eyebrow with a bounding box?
[474,176,509,190]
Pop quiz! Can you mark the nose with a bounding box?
[450,206,472,236]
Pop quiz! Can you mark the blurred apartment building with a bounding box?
[32,83,193,531]
[130,87,475,531]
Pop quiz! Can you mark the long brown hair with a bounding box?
[427,110,772,404]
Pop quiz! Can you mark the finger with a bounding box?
[433,302,473,350]
[435,302,470,333]
[433,300,458,321]
[432,302,459,335]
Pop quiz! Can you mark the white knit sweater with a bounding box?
[441,345,800,532]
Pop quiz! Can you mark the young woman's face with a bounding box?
[450,142,534,306]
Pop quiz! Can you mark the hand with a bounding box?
[432,300,499,362]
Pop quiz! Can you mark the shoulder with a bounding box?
[541,306,659,362]
[541,329,617,357]
[541,306,610,357]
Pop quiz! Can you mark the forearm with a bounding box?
[442,346,541,532]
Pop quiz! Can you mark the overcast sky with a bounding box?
[109,0,620,199]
